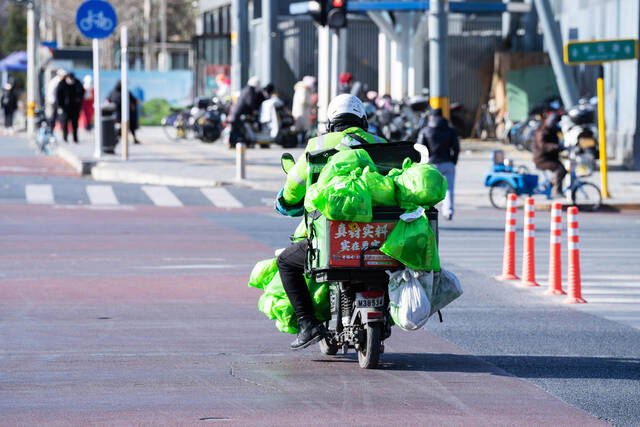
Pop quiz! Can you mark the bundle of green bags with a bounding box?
[248,258,330,334]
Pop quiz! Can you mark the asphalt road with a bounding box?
[1,135,639,426]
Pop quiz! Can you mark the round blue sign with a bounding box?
[76,0,117,39]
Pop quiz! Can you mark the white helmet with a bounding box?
[327,94,367,131]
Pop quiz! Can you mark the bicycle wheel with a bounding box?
[572,182,602,211]
[161,114,182,140]
[489,182,516,210]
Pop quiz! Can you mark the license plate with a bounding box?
[355,293,384,308]
[579,138,596,148]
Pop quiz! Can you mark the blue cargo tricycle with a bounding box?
[484,149,602,211]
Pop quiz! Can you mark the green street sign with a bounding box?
[564,39,638,65]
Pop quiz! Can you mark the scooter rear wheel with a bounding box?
[358,324,382,369]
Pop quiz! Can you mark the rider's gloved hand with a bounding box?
[275,188,304,217]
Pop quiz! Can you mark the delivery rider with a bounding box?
[275,94,387,350]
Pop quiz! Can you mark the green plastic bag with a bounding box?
[317,148,377,187]
[312,169,373,222]
[255,268,330,334]
[248,258,278,290]
[393,158,447,209]
[362,165,396,206]
[380,210,440,271]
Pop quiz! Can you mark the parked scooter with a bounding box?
[560,98,599,176]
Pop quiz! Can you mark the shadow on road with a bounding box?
[480,354,640,380]
[313,353,640,380]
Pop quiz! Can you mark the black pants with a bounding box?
[537,160,567,195]
[3,109,15,128]
[62,111,80,142]
[276,240,315,323]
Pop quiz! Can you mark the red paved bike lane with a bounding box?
[0,204,605,426]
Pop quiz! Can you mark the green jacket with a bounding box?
[282,127,387,205]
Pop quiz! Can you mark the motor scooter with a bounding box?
[280,141,439,368]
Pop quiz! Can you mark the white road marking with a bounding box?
[86,185,119,205]
[25,184,54,204]
[141,186,183,207]
[201,187,243,208]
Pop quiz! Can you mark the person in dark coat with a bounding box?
[416,108,460,220]
[107,81,140,144]
[532,113,566,196]
[55,73,85,143]
[228,76,263,147]
[1,82,18,131]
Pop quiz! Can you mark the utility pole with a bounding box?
[143,0,153,71]
[533,0,579,109]
[261,0,276,85]
[158,0,168,71]
[428,0,449,118]
[231,0,248,93]
[26,0,40,137]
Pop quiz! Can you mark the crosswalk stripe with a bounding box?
[201,187,243,208]
[141,186,183,207]
[86,185,119,205]
[25,184,54,204]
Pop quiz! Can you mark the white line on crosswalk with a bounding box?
[141,186,183,207]
[201,187,243,208]
[86,185,119,205]
[25,184,54,204]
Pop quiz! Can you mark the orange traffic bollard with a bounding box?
[545,202,566,295]
[497,193,519,281]
[564,206,587,303]
[520,197,540,287]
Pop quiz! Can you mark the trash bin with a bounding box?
[101,104,118,154]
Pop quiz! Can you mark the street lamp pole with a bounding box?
[26,0,40,137]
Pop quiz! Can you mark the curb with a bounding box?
[91,165,223,188]
[55,145,94,175]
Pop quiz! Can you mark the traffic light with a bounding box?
[327,0,348,29]
[308,1,328,27]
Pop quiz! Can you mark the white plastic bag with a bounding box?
[387,268,432,331]
[430,268,463,315]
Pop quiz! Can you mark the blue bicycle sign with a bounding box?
[76,0,117,39]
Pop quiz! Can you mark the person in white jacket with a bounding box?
[291,75,315,144]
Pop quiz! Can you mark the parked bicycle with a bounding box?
[484,149,601,211]
[34,109,57,154]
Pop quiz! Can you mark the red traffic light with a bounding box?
[333,0,343,6]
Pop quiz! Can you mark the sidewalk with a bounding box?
[55,126,303,192]
[55,126,640,210]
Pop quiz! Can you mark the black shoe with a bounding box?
[290,320,323,350]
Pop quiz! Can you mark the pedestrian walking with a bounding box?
[416,108,460,220]
[291,75,315,145]
[55,72,85,143]
[81,75,94,130]
[46,69,66,129]
[107,81,141,144]
[1,82,18,134]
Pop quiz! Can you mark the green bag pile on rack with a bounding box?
[311,169,373,222]
[249,258,330,334]
[391,158,447,209]
[380,207,440,271]
[316,148,377,187]
[361,165,396,206]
